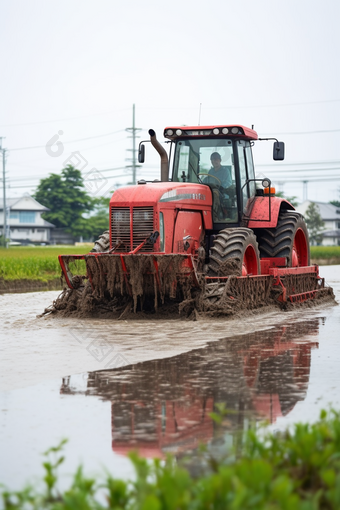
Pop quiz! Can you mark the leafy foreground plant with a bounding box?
[2,410,340,509]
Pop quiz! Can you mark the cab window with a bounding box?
[173,138,237,223]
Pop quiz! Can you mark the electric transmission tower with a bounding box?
[125,104,141,184]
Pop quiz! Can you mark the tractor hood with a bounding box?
[110,182,212,208]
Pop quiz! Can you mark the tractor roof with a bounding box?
[163,125,258,141]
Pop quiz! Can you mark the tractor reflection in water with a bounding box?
[60,318,321,462]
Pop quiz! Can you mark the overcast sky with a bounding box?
[1,0,339,204]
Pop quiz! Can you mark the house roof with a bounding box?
[322,229,340,238]
[0,193,49,211]
[297,201,340,221]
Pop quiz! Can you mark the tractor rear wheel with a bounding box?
[90,230,110,253]
[255,211,310,267]
[208,228,261,276]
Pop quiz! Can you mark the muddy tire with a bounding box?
[90,230,110,253]
[208,228,261,276]
[255,211,310,267]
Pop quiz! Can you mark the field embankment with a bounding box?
[0,246,90,292]
[310,246,340,265]
[1,245,339,293]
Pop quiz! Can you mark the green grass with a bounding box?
[0,246,91,281]
[2,410,340,509]
[310,246,340,261]
[1,245,339,282]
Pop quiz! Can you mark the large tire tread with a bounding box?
[254,211,310,266]
[208,228,260,276]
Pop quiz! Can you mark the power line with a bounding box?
[263,167,340,173]
[272,176,340,183]
[7,173,131,189]
[138,98,340,110]
[5,166,129,183]
[9,129,125,152]
[257,160,340,167]
[3,167,339,185]
[262,128,340,136]
[3,98,339,130]
[0,108,130,128]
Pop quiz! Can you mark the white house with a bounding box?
[297,200,340,246]
[0,193,55,244]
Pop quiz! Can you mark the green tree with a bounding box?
[305,202,325,246]
[86,196,110,240]
[330,200,340,208]
[275,191,299,208]
[34,165,94,239]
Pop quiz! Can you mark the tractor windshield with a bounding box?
[172,138,237,222]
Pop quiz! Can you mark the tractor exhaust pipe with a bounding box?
[149,129,169,182]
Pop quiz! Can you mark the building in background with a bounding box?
[298,200,340,246]
[0,193,55,244]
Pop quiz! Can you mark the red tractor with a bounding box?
[58,124,331,315]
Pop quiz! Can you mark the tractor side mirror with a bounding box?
[273,141,285,161]
[138,144,145,163]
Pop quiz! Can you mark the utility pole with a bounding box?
[0,138,7,248]
[303,180,308,202]
[125,104,141,184]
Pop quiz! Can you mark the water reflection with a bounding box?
[61,318,321,459]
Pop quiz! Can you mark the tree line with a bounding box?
[34,165,109,241]
[34,165,338,245]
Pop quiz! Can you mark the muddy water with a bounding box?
[0,266,339,489]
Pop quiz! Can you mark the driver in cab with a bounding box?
[204,152,232,188]
[204,152,233,220]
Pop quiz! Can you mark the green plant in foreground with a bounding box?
[2,410,340,509]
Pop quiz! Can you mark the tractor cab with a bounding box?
[164,125,258,225]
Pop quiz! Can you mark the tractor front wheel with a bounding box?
[208,228,261,277]
[255,211,310,267]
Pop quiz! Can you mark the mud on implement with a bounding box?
[57,252,333,318]
[54,124,335,318]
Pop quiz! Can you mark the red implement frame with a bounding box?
[59,253,324,306]
[58,253,200,292]
[204,260,323,304]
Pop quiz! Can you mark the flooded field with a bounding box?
[0,266,339,489]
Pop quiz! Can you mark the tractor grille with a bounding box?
[133,207,154,252]
[111,207,130,252]
[110,206,154,252]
